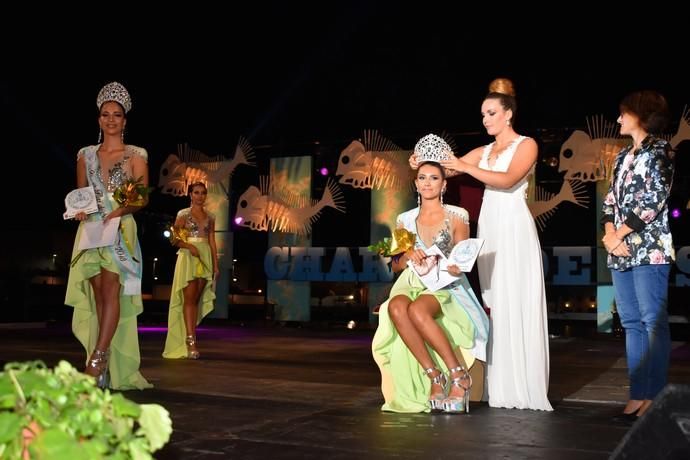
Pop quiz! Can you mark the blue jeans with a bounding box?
[611,264,671,400]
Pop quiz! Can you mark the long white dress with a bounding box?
[477,136,553,411]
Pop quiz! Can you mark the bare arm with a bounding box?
[76,156,88,188]
[440,138,538,189]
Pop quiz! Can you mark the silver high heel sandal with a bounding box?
[87,349,110,389]
[424,367,447,411]
[186,335,200,359]
[442,365,472,413]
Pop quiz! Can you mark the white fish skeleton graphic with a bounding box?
[235,177,346,235]
[336,130,414,190]
[529,179,589,231]
[158,137,255,196]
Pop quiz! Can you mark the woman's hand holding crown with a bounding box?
[439,156,466,173]
[409,153,419,170]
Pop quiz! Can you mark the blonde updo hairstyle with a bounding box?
[486,78,517,124]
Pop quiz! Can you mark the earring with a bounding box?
[441,188,445,205]
[417,192,421,207]
[97,129,102,144]
[121,127,125,143]
[506,119,511,127]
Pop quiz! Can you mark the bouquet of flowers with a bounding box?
[368,228,416,258]
[168,225,189,246]
[113,176,153,208]
[168,223,210,272]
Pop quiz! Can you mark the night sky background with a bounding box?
[3,4,689,290]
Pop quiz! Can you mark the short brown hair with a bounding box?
[619,90,670,134]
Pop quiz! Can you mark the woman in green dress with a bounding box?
[372,134,489,413]
[163,181,218,359]
[65,81,151,390]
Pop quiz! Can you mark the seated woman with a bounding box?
[372,135,489,413]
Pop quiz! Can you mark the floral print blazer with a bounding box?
[601,135,675,271]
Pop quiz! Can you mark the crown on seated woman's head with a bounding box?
[414,134,453,163]
[97,81,132,113]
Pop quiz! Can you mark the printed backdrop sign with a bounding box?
[266,156,312,321]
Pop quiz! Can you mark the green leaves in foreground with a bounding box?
[0,360,172,459]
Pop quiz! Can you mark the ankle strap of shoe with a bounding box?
[447,365,472,389]
[424,367,446,386]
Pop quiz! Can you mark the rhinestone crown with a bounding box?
[413,134,453,163]
[96,81,132,113]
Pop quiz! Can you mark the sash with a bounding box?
[84,147,142,295]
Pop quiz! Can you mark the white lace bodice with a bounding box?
[479,135,533,195]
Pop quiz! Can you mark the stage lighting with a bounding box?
[671,208,681,219]
[319,167,329,176]
[163,229,171,238]
[234,217,244,225]
[347,320,356,329]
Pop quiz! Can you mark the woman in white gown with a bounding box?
[412,78,552,411]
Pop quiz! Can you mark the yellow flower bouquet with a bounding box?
[113,176,153,208]
[368,228,416,258]
[168,223,209,272]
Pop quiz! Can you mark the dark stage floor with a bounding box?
[2,320,689,459]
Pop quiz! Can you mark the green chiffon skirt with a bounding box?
[64,215,152,390]
[372,269,477,413]
[162,241,216,359]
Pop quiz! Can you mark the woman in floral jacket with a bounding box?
[601,90,675,423]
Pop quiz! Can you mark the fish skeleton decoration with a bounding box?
[529,180,589,232]
[558,109,690,182]
[159,137,255,196]
[557,115,628,182]
[235,176,346,235]
[336,130,415,190]
[528,108,690,230]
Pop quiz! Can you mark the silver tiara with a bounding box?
[413,134,453,163]
[96,81,132,113]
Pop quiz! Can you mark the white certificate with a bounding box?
[64,186,99,219]
[407,245,458,292]
[448,238,484,272]
[77,217,121,250]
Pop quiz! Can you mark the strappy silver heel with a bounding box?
[186,335,200,359]
[443,365,472,413]
[424,367,447,411]
[86,349,110,389]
